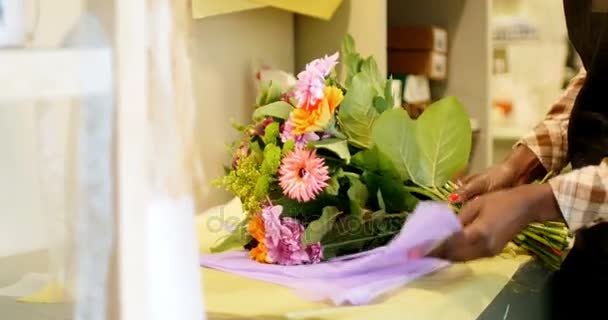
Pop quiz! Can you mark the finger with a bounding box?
[455,176,490,203]
[441,225,491,262]
[458,197,482,226]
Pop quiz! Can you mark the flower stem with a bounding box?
[322,231,399,250]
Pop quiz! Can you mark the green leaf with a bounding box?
[210,218,251,253]
[351,146,401,179]
[341,34,362,87]
[256,81,283,106]
[360,57,384,95]
[264,82,283,105]
[338,73,379,148]
[384,79,395,109]
[377,190,386,211]
[256,83,269,106]
[347,178,368,222]
[325,169,342,196]
[370,108,416,181]
[311,138,351,163]
[413,96,472,186]
[303,206,341,245]
[253,101,294,121]
[341,34,355,55]
[373,96,390,114]
[361,171,417,213]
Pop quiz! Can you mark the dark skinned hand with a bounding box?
[452,145,547,203]
[431,183,563,262]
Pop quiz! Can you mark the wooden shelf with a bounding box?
[0,48,112,101]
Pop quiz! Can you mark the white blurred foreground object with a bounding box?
[116,0,205,319]
[0,0,35,47]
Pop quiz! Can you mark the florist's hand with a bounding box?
[452,145,546,203]
[432,184,562,262]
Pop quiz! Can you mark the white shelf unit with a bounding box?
[0,48,112,101]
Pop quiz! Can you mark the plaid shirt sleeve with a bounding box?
[516,68,587,174]
[515,68,608,232]
[549,161,608,232]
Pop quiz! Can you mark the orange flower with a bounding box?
[247,214,269,263]
[250,242,268,263]
[292,86,343,134]
[247,214,266,242]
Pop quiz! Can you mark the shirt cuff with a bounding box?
[549,163,608,233]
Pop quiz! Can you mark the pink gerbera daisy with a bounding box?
[278,149,330,202]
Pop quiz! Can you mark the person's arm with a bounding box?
[516,67,587,174]
[547,160,608,232]
[454,68,587,202]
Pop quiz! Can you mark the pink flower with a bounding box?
[309,52,339,78]
[306,243,323,263]
[280,118,320,149]
[294,52,339,109]
[261,204,324,265]
[279,149,330,202]
[294,71,325,110]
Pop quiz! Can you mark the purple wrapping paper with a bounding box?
[200,201,462,305]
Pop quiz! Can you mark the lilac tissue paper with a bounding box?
[200,201,462,306]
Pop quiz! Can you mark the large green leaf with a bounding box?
[340,34,361,87]
[311,138,351,163]
[371,108,416,181]
[253,101,294,121]
[361,171,418,213]
[370,97,472,187]
[414,96,472,186]
[347,178,369,222]
[303,206,341,245]
[359,57,384,96]
[351,146,401,179]
[338,73,379,148]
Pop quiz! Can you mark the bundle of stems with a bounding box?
[435,176,571,271]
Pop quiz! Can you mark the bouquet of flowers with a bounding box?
[213,35,570,269]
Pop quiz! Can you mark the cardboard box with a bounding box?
[388,50,447,80]
[388,26,448,53]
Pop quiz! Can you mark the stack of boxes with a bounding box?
[388,25,448,80]
[387,25,448,118]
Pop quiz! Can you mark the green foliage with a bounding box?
[340,34,362,88]
[413,97,472,186]
[347,178,368,222]
[260,144,281,175]
[282,139,295,155]
[256,81,283,106]
[370,108,416,181]
[213,153,263,214]
[303,206,341,245]
[337,73,379,148]
[359,57,384,96]
[253,101,294,121]
[324,168,343,196]
[262,122,280,145]
[254,177,270,198]
[371,97,472,187]
[274,194,341,222]
[210,218,252,253]
[311,138,351,163]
